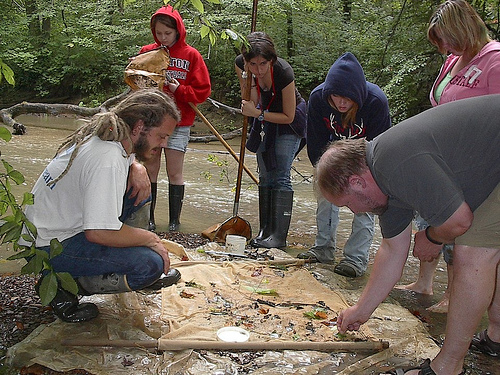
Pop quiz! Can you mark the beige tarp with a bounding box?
[7,241,439,374]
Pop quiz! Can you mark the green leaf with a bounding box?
[24,220,37,239]
[49,238,64,258]
[2,224,22,243]
[57,272,79,295]
[0,60,15,86]
[7,247,34,260]
[1,160,14,174]
[8,170,25,184]
[244,286,279,296]
[20,233,35,243]
[0,127,12,142]
[21,192,34,206]
[190,0,204,13]
[21,253,44,275]
[38,273,58,306]
[200,25,210,38]
[0,221,17,236]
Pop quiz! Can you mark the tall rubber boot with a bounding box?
[148,182,158,231]
[36,279,99,323]
[77,273,132,295]
[169,184,184,231]
[250,186,272,248]
[253,190,294,249]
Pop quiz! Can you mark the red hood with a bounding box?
[150,5,187,51]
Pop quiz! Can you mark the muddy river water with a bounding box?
[0,115,496,373]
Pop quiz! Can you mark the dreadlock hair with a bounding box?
[48,89,180,187]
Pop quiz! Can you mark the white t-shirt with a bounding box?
[24,136,133,247]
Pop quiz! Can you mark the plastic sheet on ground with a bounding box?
[7,241,439,374]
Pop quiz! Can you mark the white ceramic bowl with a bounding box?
[216,326,250,342]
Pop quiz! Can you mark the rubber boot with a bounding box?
[77,273,132,295]
[252,190,294,249]
[250,186,272,248]
[36,279,99,323]
[148,182,158,231]
[169,184,184,231]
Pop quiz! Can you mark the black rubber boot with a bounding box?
[252,190,293,249]
[168,184,184,231]
[250,186,272,248]
[36,279,99,323]
[148,182,158,231]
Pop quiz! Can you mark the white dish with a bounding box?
[216,326,250,342]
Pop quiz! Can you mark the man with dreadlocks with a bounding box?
[23,89,182,323]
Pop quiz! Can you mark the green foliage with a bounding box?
[0,59,15,86]
[1,0,500,117]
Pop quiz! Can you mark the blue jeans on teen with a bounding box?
[309,194,374,273]
[256,132,301,191]
[37,191,163,290]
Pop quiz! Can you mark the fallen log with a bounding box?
[0,91,130,135]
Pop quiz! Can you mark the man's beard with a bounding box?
[133,134,151,162]
[354,191,388,215]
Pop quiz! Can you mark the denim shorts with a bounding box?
[167,126,190,152]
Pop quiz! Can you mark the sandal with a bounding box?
[470,329,500,357]
[388,358,465,375]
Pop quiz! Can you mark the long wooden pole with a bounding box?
[62,338,389,353]
[189,102,258,184]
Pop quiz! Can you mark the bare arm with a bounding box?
[127,161,151,205]
[413,201,473,261]
[85,226,170,273]
[337,223,412,333]
[240,81,297,124]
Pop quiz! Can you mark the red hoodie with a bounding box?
[139,5,211,127]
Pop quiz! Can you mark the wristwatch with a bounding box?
[257,110,265,122]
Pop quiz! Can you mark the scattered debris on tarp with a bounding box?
[6,241,439,374]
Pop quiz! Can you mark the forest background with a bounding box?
[1,0,500,126]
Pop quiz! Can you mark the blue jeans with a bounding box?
[256,132,301,191]
[310,194,374,273]
[38,191,163,290]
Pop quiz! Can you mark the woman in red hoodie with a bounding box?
[139,5,211,231]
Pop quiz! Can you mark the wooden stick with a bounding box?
[189,102,259,185]
[62,338,389,353]
[171,259,307,267]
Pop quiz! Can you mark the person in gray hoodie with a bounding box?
[297,52,390,277]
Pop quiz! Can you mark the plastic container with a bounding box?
[216,326,250,342]
[225,235,247,255]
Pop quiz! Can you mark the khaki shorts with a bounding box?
[456,182,500,248]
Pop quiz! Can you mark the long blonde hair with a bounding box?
[48,89,179,186]
[427,0,491,56]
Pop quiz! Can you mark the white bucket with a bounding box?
[225,235,247,255]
